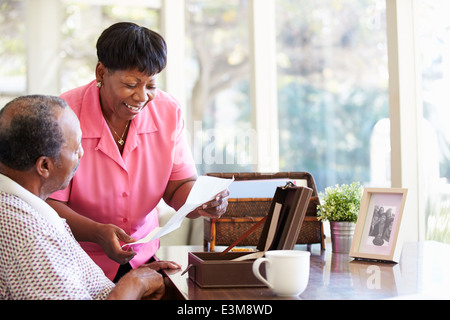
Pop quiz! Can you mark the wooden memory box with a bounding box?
[204,172,325,251]
[188,185,312,288]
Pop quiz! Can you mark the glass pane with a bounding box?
[60,1,160,93]
[185,0,251,174]
[417,1,450,243]
[276,0,389,193]
[0,0,26,105]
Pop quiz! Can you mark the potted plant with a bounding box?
[317,182,363,253]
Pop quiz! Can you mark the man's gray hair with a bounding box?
[0,95,68,171]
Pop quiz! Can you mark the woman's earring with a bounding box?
[97,81,102,88]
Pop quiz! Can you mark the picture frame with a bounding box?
[350,188,408,263]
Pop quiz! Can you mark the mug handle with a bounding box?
[252,257,273,289]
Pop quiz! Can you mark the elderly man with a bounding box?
[0,95,179,300]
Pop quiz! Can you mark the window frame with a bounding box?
[23,0,424,242]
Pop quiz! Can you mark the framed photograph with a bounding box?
[350,188,408,263]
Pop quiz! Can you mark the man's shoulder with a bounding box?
[0,192,42,241]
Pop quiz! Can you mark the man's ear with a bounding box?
[35,156,53,179]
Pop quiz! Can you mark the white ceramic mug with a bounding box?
[252,250,310,297]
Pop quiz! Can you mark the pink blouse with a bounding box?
[51,80,197,280]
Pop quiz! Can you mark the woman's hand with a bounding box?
[46,199,136,264]
[163,176,230,219]
[193,189,230,219]
[94,223,137,265]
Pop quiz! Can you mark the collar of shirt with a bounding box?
[78,81,159,168]
[0,173,65,233]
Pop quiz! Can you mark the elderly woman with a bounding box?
[47,22,228,281]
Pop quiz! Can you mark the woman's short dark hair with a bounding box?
[96,22,167,75]
[0,95,67,171]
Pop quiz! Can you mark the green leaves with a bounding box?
[317,182,363,223]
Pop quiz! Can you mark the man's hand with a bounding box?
[107,265,166,300]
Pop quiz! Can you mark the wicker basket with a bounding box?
[204,172,325,250]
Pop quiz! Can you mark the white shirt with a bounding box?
[0,174,114,300]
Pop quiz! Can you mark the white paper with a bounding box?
[227,179,307,198]
[125,176,233,246]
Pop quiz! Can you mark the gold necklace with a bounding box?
[105,118,130,146]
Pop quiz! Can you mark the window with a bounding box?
[185,0,252,174]
[0,0,26,106]
[276,0,389,192]
[5,0,448,242]
[417,0,450,243]
[60,0,161,93]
